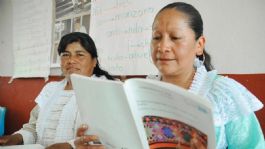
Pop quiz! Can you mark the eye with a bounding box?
[61,52,70,57]
[171,36,181,40]
[76,52,87,59]
[152,35,161,40]
[77,53,85,56]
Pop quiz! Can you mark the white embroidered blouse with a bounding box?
[15,75,107,147]
[147,65,264,149]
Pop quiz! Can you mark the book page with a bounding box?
[124,78,216,149]
[71,74,149,149]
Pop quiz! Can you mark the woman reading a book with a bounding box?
[147,2,264,149]
[0,32,113,148]
[76,2,264,149]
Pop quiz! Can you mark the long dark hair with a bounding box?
[58,32,114,80]
[156,2,214,71]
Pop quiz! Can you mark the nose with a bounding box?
[158,37,171,52]
[67,55,78,64]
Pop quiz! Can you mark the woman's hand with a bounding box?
[45,142,72,149]
[0,134,23,146]
[74,124,105,149]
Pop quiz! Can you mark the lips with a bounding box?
[66,67,80,72]
[157,58,175,61]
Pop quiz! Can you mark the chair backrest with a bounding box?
[0,106,7,136]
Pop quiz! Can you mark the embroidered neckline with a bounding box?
[189,65,208,93]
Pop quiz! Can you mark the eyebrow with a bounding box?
[75,50,87,53]
[64,50,87,53]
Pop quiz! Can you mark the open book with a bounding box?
[71,74,216,149]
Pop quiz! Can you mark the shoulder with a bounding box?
[207,73,261,106]
[213,75,248,92]
[42,79,66,90]
[35,79,66,107]
[206,74,263,124]
[211,74,260,105]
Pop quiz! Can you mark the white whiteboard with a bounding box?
[11,0,52,80]
[90,0,265,75]
[90,0,176,75]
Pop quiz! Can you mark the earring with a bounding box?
[200,53,205,64]
[194,53,205,68]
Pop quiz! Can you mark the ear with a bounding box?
[93,58,97,68]
[195,35,205,56]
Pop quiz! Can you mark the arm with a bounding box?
[45,142,72,149]
[45,124,105,149]
[15,105,39,144]
[0,133,23,145]
[0,105,39,145]
[225,113,265,149]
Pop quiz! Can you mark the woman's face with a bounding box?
[60,42,96,78]
[151,9,204,77]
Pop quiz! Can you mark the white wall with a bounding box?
[0,0,265,76]
[198,0,265,74]
[0,0,14,76]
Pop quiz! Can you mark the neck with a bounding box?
[64,78,73,90]
[162,68,195,89]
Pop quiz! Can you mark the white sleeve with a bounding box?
[14,105,39,144]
